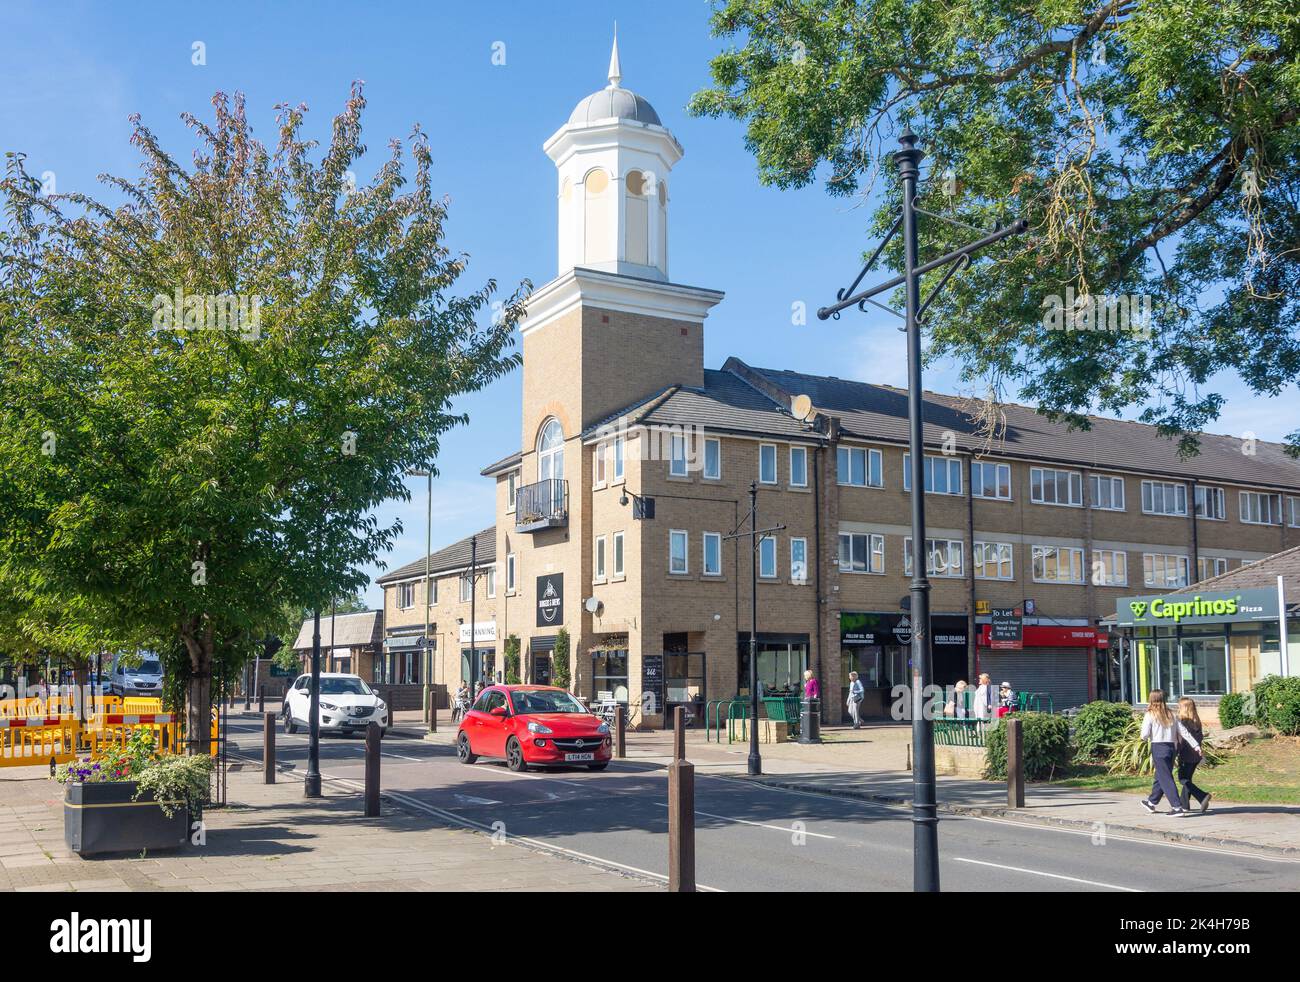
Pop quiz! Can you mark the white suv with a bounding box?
[283,673,389,737]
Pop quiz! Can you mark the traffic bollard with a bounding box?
[614,704,626,758]
[365,721,381,817]
[667,706,695,892]
[428,688,437,734]
[263,712,276,784]
[258,687,265,714]
[1007,716,1025,808]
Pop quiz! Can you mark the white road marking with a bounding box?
[653,802,836,840]
[953,856,1140,891]
[453,794,503,806]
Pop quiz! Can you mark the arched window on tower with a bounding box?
[583,168,614,265]
[537,418,565,483]
[625,170,649,266]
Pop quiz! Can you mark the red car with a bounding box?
[456,685,612,773]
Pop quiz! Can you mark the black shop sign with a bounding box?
[536,573,564,628]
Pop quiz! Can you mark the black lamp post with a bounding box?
[818,130,1028,892]
[462,533,492,689]
[304,606,322,798]
[724,481,785,776]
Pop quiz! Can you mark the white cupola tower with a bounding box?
[544,30,681,281]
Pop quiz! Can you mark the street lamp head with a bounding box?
[619,492,629,507]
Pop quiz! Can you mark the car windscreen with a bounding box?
[510,690,588,715]
[137,660,162,675]
[319,677,371,696]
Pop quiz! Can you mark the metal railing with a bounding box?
[514,479,568,531]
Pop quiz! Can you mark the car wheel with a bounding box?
[505,737,528,773]
[587,762,609,772]
[283,708,298,735]
[456,732,477,764]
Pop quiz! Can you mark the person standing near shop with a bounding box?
[1140,689,1199,817]
[972,673,996,720]
[1176,697,1212,813]
[802,669,820,702]
[846,671,865,729]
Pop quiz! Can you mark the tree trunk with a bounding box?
[182,627,213,757]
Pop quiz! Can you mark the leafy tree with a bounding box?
[552,628,572,691]
[503,634,521,684]
[0,87,526,751]
[691,1,1300,454]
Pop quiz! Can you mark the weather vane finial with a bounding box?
[607,23,622,89]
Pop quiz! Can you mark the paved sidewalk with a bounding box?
[615,724,1300,855]
[0,765,660,893]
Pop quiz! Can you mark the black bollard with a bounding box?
[365,721,381,817]
[667,706,695,892]
[614,704,626,759]
[263,712,276,784]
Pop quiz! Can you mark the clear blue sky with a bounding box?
[4,1,1292,607]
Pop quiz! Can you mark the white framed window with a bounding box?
[593,442,607,488]
[703,437,721,480]
[1141,480,1187,516]
[759,444,778,484]
[1091,550,1128,586]
[789,446,808,488]
[397,582,415,609]
[758,535,777,578]
[838,532,885,574]
[1031,545,1085,583]
[837,446,883,488]
[613,531,625,578]
[1144,552,1190,588]
[703,532,722,576]
[1197,556,1229,581]
[506,553,516,594]
[972,541,1014,580]
[790,537,808,583]
[971,460,1011,500]
[594,536,607,583]
[612,436,625,482]
[1194,485,1225,520]
[1288,496,1300,528]
[1239,491,1282,525]
[1089,475,1125,511]
[537,418,565,483]
[904,538,964,578]
[459,574,473,603]
[506,471,518,513]
[486,568,496,599]
[1030,467,1083,507]
[669,432,689,477]
[903,454,963,495]
[669,529,689,574]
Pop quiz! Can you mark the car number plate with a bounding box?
[564,752,595,762]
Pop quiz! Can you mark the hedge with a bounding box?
[1072,700,1135,761]
[1217,691,1248,730]
[1252,675,1300,736]
[983,712,1072,781]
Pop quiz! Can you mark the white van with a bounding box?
[110,652,164,697]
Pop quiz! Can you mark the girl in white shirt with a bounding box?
[1140,689,1200,817]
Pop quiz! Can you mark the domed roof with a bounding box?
[568,87,661,127]
[566,31,661,127]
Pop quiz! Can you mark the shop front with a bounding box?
[737,632,809,698]
[839,612,969,719]
[976,623,1106,711]
[459,620,498,689]
[1113,587,1287,704]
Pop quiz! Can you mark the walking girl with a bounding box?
[1176,696,1212,813]
[1139,689,1200,817]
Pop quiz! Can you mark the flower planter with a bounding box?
[63,780,189,856]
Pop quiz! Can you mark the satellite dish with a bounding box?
[791,394,813,421]
[584,596,603,614]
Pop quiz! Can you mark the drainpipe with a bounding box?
[812,438,824,688]
[1189,479,1200,584]
[964,454,977,683]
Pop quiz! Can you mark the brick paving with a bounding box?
[0,762,660,893]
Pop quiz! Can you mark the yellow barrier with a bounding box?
[0,694,122,718]
[0,707,217,768]
[0,718,80,768]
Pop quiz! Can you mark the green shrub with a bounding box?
[983,712,1072,781]
[552,628,572,690]
[503,635,521,685]
[1217,691,1248,730]
[1072,700,1135,761]
[1253,675,1300,736]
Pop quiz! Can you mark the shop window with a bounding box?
[592,649,629,704]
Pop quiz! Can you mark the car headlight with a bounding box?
[596,723,610,735]
[375,701,386,712]
[527,721,553,735]
[320,701,338,711]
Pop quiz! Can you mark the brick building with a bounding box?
[377,41,1300,723]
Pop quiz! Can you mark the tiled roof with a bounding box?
[1169,544,1300,597]
[291,610,382,652]
[375,527,496,585]
[744,364,1300,491]
[479,450,521,477]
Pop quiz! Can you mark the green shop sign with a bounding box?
[1116,587,1279,628]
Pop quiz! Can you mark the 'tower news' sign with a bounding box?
[1115,588,1278,628]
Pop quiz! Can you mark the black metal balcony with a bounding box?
[515,478,568,532]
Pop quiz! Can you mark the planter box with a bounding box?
[64,781,189,857]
